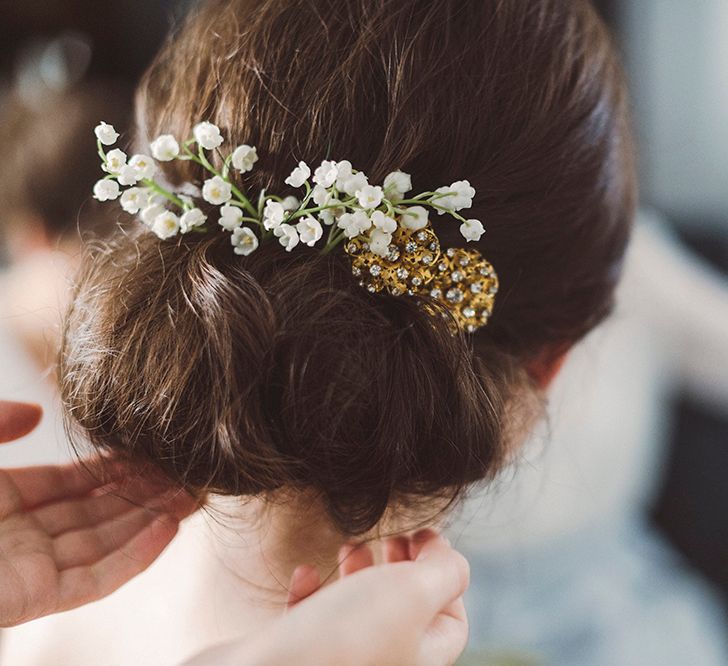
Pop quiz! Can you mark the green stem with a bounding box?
[141,178,187,209]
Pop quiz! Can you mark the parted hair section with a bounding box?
[60,0,636,534]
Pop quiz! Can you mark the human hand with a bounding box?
[0,400,196,627]
[185,530,470,666]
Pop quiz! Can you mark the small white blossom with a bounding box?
[371,210,397,234]
[334,160,353,189]
[231,226,259,256]
[285,161,311,188]
[140,203,166,226]
[193,121,224,150]
[312,184,332,207]
[151,211,180,239]
[339,171,368,197]
[202,175,232,205]
[180,208,207,233]
[231,144,258,172]
[150,134,180,161]
[319,206,345,226]
[94,122,119,146]
[435,180,476,214]
[93,179,120,201]
[263,200,287,230]
[296,216,324,247]
[400,205,429,230]
[129,154,156,180]
[120,187,149,214]
[117,164,139,186]
[313,160,339,188]
[383,171,412,201]
[274,223,300,252]
[356,184,384,210]
[281,195,300,211]
[369,228,393,258]
[218,204,243,231]
[337,210,372,238]
[103,148,127,174]
[459,218,485,242]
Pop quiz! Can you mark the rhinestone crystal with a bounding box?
[446,288,464,304]
[429,242,438,251]
[438,262,448,272]
[416,231,428,242]
[446,248,456,258]
[396,267,409,279]
[451,271,463,283]
[405,241,418,253]
[347,243,359,254]
[470,282,482,294]
[459,256,470,267]
[352,267,362,277]
[463,307,476,318]
[430,288,442,298]
[421,254,433,265]
[411,277,423,287]
[369,264,382,277]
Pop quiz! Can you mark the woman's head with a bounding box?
[60,0,635,535]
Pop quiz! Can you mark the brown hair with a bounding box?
[60,0,635,535]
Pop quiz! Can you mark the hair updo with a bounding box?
[60,0,635,535]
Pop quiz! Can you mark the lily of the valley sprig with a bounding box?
[92,121,486,258]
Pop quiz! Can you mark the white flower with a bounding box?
[193,121,224,150]
[383,171,412,201]
[93,179,120,201]
[140,203,166,226]
[94,122,119,146]
[263,200,287,230]
[339,171,368,197]
[117,164,139,186]
[459,218,485,242]
[231,226,259,256]
[120,187,149,214]
[103,148,127,174]
[151,211,180,239]
[274,223,300,252]
[312,184,332,207]
[337,210,372,238]
[150,134,180,161]
[285,161,311,188]
[296,216,324,247]
[313,160,339,188]
[129,154,156,180]
[231,145,258,172]
[356,184,384,210]
[202,175,232,205]
[371,210,397,233]
[281,195,300,211]
[434,180,476,214]
[218,204,243,231]
[400,205,429,230]
[319,206,345,226]
[180,208,207,233]
[369,228,393,258]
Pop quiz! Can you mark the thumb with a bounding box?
[0,401,43,444]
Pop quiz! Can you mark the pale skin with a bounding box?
[0,401,470,665]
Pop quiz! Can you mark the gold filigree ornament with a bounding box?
[345,222,499,333]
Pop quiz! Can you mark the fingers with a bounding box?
[382,536,409,563]
[409,531,470,617]
[56,513,179,612]
[338,542,374,577]
[287,565,321,607]
[0,402,42,444]
[5,461,118,510]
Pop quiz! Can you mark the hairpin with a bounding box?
[92,121,498,331]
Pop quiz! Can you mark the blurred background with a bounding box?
[0,1,726,664]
